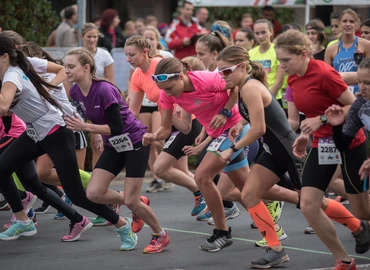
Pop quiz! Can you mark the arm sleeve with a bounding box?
[332,124,354,151]
[105,104,123,136]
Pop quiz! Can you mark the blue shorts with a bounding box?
[207,124,258,173]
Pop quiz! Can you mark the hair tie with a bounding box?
[211,32,216,36]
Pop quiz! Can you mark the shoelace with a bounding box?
[208,230,223,242]
[0,193,5,201]
[194,196,202,206]
[68,222,78,235]
[149,235,161,246]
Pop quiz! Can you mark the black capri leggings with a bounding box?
[0,126,120,224]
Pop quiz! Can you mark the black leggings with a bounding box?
[0,127,119,224]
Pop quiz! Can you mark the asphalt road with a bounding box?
[1,180,370,270]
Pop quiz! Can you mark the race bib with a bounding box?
[26,124,39,143]
[207,135,227,153]
[108,133,134,153]
[142,95,157,107]
[318,137,342,165]
[163,131,179,149]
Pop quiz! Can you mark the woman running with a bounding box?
[276,29,368,270]
[0,34,136,251]
[64,48,169,254]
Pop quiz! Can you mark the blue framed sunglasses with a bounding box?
[152,73,180,82]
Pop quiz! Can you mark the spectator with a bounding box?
[327,12,341,47]
[361,19,370,41]
[261,6,282,37]
[211,20,232,44]
[92,16,101,28]
[55,6,78,47]
[232,13,254,43]
[235,28,256,51]
[124,20,137,38]
[165,1,207,59]
[98,8,125,53]
[195,7,209,27]
[135,18,146,35]
[158,23,169,50]
[145,15,159,28]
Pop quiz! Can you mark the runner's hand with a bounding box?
[325,105,345,126]
[220,148,233,164]
[293,135,308,158]
[228,122,243,141]
[300,116,322,134]
[210,114,227,130]
[182,145,201,156]
[142,133,156,146]
[359,158,370,180]
[64,112,87,131]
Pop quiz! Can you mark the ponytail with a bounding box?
[15,49,63,111]
[249,61,268,88]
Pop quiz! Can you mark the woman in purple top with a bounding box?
[64,48,169,254]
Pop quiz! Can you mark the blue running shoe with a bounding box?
[55,194,72,220]
[116,217,138,251]
[197,207,212,221]
[0,220,37,240]
[191,194,207,216]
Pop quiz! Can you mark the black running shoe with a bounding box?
[199,227,233,252]
[353,221,370,254]
[34,202,51,214]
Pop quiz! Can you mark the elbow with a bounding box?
[109,124,123,136]
[183,125,192,135]
[0,105,10,115]
[58,69,68,82]
[253,126,266,138]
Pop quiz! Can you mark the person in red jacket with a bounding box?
[165,1,208,59]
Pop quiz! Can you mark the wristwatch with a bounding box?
[320,115,328,126]
[230,142,239,152]
[219,108,232,118]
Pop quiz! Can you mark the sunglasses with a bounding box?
[152,73,180,82]
[218,63,242,77]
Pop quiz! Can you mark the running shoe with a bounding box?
[91,216,108,226]
[254,226,288,247]
[250,247,289,269]
[333,258,356,270]
[191,194,207,216]
[4,208,38,230]
[266,201,284,223]
[0,193,9,210]
[54,194,72,220]
[132,196,150,233]
[117,217,138,251]
[352,220,370,254]
[196,207,212,221]
[0,220,37,240]
[163,181,175,191]
[23,191,38,213]
[207,202,240,226]
[143,231,170,254]
[304,226,315,234]
[34,202,51,214]
[107,202,121,225]
[199,227,233,252]
[61,216,93,242]
[146,179,163,193]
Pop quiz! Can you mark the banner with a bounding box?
[192,0,369,6]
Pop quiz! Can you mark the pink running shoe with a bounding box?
[61,216,93,242]
[132,196,150,233]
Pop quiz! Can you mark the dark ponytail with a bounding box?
[14,48,63,111]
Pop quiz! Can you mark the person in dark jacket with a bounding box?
[98,9,125,53]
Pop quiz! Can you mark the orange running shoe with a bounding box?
[333,258,356,270]
[131,196,150,233]
[143,231,170,254]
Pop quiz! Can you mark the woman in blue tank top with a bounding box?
[325,9,370,94]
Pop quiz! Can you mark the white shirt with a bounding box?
[3,66,65,141]
[94,48,114,79]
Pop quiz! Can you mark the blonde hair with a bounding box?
[124,35,152,57]
[275,29,313,57]
[217,45,268,88]
[143,26,164,50]
[181,56,206,71]
[197,31,231,53]
[82,22,99,36]
[340,9,361,26]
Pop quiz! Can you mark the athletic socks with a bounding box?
[324,198,361,232]
[248,201,280,247]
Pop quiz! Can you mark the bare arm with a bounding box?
[324,45,334,66]
[172,107,192,134]
[0,82,17,114]
[46,62,67,86]
[128,90,144,118]
[339,72,357,85]
[287,101,300,131]
[104,63,114,82]
[152,108,174,141]
[269,66,285,97]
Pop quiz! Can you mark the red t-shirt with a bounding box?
[288,59,365,148]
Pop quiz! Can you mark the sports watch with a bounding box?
[219,108,232,118]
[230,142,239,152]
[320,115,328,125]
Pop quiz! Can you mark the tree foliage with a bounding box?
[0,0,59,46]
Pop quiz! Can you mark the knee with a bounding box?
[194,173,211,188]
[300,198,320,217]
[86,187,104,203]
[153,161,166,178]
[241,188,258,207]
[123,197,140,212]
[37,168,51,182]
